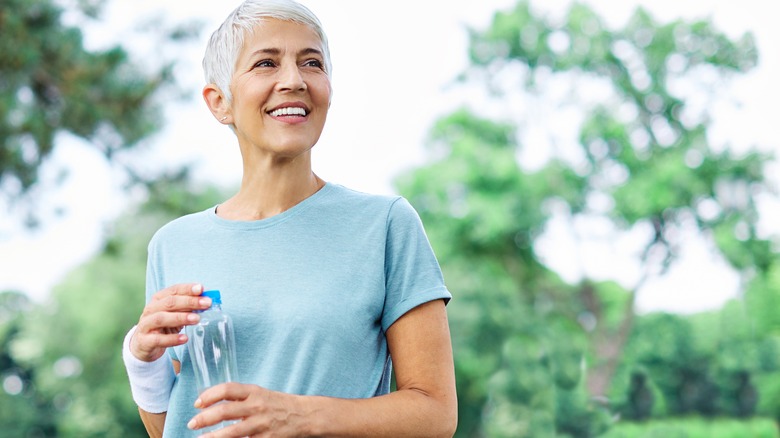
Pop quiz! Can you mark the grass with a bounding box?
[599,417,779,438]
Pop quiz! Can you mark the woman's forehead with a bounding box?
[242,18,322,50]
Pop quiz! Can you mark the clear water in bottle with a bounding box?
[186,289,239,433]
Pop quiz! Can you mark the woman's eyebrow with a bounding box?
[298,48,323,57]
[249,48,281,58]
[248,47,323,58]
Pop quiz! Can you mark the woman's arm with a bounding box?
[125,283,208,436]
[189,299,457,437]
[137,359,180,438]
[310,298,457,436]
[139,409,166,438]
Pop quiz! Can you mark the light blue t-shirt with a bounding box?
[144,183,451,436]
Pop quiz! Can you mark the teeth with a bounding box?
[270,107,307,117]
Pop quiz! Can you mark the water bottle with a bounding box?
[186,289,239,432]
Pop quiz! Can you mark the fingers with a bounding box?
[196,420,248,438]
[143,283,211,322]
[142,295,211,321]
[131,283,212,361]
[152,283,205,301]
[145,284,208,322]
[138,310,196,337]
[188,385,300,436]
[188,402,245,435]
[196,383,250,408]
[130,325,188,362]
[188,384,251,434]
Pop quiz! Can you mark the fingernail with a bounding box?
[187,418,197,430]
[194,398,203,408]
[199,298,212,307]
[187,314,199,323]
[191,284,202,293]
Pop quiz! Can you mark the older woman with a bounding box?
[122,0,456,436]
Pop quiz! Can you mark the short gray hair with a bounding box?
[203,0,332,103]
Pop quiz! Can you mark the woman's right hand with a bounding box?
[129,283,212,362]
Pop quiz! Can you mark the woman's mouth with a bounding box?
[268,107,308,117]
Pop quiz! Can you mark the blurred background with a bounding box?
[1,0,778,436]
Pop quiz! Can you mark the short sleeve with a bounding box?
[145,236,161,305]
[381,197,451,332]
[145,234,182,362]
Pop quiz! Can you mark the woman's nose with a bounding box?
[276,64,307,92]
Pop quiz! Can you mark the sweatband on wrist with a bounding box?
[122,325,176,413]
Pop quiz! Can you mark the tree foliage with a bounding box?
[396,1,771,436]
[0,0,197,225]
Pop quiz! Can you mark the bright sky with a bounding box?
[1,0,778,314]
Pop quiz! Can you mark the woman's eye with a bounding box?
[254,60,275,68]
[304,59,323,69]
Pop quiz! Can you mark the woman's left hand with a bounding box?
[187,383,307,437]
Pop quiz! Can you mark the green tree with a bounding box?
[741,262,780,422]
[611,296,776,421]
[616,313,715,416]
[0,290,54,436]
[0,0,198,226]
[395,1,768,435]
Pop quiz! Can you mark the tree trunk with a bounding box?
[582,281,642,397]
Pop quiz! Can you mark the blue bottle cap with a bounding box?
[202,289,221,305]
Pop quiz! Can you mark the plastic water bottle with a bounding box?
[186,289,239,432]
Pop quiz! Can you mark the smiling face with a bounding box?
[217,19,332,162]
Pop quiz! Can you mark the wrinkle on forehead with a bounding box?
[240,18,324,58]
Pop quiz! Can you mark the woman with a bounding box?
[122,0,457,436]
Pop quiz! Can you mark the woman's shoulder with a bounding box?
[148,207,214,246]
[323,182,422,225]
[325,182,403,208]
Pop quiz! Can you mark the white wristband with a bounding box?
[122,325,176,413]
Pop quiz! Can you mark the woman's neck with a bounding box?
[217,160,324,221]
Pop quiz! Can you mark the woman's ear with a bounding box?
[203,84,231,124]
